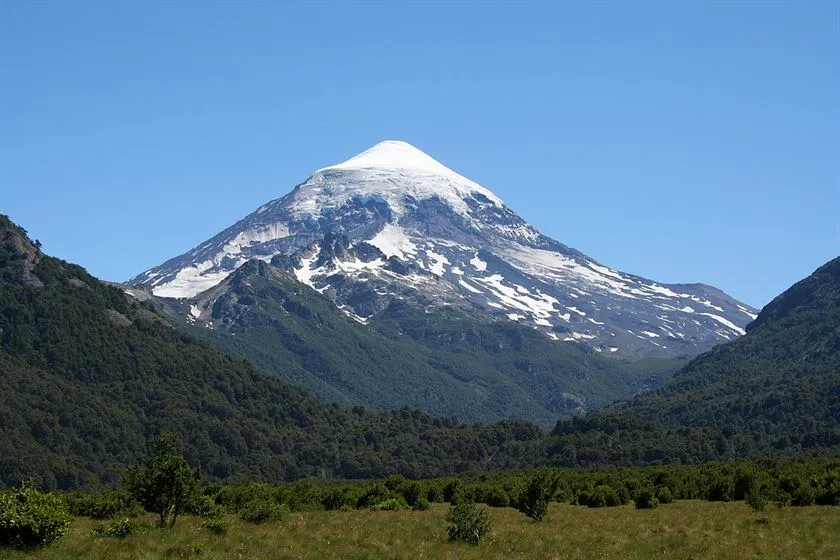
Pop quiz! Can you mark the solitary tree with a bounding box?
[124,432,199,527]
[517,470,560,521]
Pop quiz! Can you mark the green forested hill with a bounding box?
[161,258,683,426]
[0,215,543,489]
[547,257,840,466]
[4,210,839,490]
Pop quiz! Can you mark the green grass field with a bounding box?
[3,501,839,560]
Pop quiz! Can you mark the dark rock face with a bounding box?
[0,217,43,288]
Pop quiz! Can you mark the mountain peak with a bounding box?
[317,140,456,176]
[130,143,756,359]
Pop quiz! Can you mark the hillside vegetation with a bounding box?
[548,257,840,466]
[0,215,542,489]
[2,211,838,490]
[164,256,683,425]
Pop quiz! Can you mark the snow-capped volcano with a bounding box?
[130,140,756,358]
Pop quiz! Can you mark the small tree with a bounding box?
[517,470,560,521]
[446,501,491,545]
[124,432,199,527]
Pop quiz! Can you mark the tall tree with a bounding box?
[124,433,199,527]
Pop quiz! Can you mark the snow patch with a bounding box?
[368,225,418,261]
[470,254,487,272]
[426,250,450,277]
[697,313,746,336]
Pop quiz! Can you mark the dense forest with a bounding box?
[2,213,839,492]
[0,215,543,489]
[546,257,840,466]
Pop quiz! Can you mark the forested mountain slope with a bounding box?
[0,215,542,490]
[147,252,683,425]
[548,257,840,466]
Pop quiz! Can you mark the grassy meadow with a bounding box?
[3,501,839,560]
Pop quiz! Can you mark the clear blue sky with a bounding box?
[1,2,837,309]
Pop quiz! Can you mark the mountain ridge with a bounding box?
[130,140,755,359]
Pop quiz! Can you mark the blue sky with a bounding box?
[1,2,837,308]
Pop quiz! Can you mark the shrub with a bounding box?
[200,517,228,535]
[484,486,510,508]
[401,482,424,507]
[426,485,443,503]
[772,490,792,508]
[746,486,769,513]
[190,495,224,519]
[634,489,659,509]
[791,484,817,506]
[0,482,72,550]
[67,491,143,519]
[384,474,406,492]
[580,485,622,508]
[356,483,396,509]
[217,483,279,512]
[656,487,674,504]
[320,487,348,511]
[442,480,461,503]
[412,498,431,511]
[450,485,478,506]
[446,501,491,545]
[706,477,735,502]
[369,498,408,511]
[287,480,319,511]
[239,500,290,523]
[517,471,559,521]
[92,518,141,539]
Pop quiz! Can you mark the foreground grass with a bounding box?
[3,501,839,560]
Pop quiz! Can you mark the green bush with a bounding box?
[445,501,491,545]
[320,487,349,511]
[369,498,408,511]
[426,485,443,503]
[200,517,228,535]
[580,485,622,508]
[443,479,461,503]
[772,490,792,508]
[706,477,735,502]
[238,500,290,523]
[791,484,817,506]
[656,487,674,504]
[517,471,559,521]
[356,483,396,509]
[66,491,143,519]
[634,489,659,509]
[92,518,141,539]
[484,486,510,508]
[746,486,769,512]
[0,482,72,550]
[190,495,225,519]
[401,482,424,507]
[412,497,431,511]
